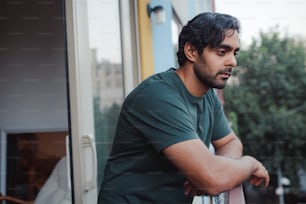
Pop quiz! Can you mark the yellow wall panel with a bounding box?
[137,0,155,80]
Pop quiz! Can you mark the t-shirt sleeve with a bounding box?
[211,90,232,141]
[126,82,198,152]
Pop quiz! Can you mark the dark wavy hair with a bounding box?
[176,12,241,66]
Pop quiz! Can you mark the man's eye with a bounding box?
[217,50,226,55]
[234,52,239,56]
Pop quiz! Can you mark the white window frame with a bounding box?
[64,0,139,203]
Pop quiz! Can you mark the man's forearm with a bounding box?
[214,136,243,158]
[214,135,246,204]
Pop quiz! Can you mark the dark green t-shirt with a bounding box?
[98,68,232,204]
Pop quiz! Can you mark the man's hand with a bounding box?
[184,180,204,196]
[249,162,270,187]
[184,158,270,198]
[163,139,270,195]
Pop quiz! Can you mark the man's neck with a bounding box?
[175,66,209,97]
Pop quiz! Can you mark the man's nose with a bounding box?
[227,54,237,68]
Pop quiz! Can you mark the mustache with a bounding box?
[217,67,233,75]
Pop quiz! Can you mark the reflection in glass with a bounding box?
[87,0,124,186]
[5,132,68,202]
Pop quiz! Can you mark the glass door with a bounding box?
[64,0,138,202]
[0,0,72,203]
[87,0,124,186]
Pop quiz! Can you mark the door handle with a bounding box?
[82,134,97,191]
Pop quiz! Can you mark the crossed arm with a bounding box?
[162,132,270,196]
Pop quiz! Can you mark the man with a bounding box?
[98,12,269,204]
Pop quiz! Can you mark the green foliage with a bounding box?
[224,28,306,187]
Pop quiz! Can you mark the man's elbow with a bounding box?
[196,174,237,196]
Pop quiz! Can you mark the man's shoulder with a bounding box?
[131,69,178,97]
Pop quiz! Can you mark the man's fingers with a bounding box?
[184,181,193,195]
[250,177,262,186]
[184,181,204,196]
[264,173,270,187]
[249,170,270,188]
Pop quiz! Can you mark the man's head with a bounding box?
[177,12,241,67]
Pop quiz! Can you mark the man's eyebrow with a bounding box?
[217,44,240,52]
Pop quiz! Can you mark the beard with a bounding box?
[194,65,232,89]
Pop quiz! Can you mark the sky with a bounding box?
[215,0,306,46]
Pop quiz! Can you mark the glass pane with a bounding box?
[87,0,124,186]
[0,0,71,203]
[6,132,68,201]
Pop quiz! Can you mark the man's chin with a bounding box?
[214,86,225,90]
[213,82,227,89]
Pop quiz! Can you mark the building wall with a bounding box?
[149,0,216,74]
[137,0,155,80]
[150,0,175,73]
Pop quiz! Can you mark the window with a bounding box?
[87,0,124,186]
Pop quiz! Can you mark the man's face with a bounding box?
[193,29,240,89]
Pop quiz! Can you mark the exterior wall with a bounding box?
[137,0,155,80]
[149,0,216,74]
[150,0,175,73]
[138,0,216,76]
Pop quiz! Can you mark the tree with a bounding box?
[223,28,306,191]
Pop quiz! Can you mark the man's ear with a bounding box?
[184,42,198,62]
